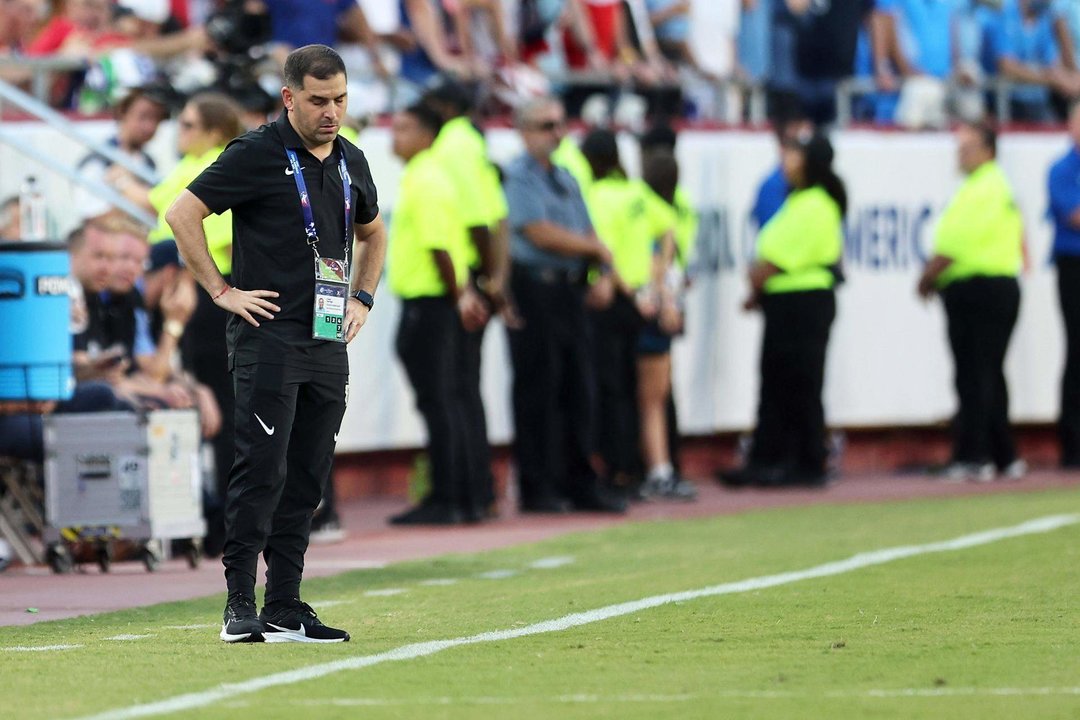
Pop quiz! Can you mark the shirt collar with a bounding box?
[275,110,306,150]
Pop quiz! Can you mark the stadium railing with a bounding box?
[0,78,158,228]
[836,75,1047,127]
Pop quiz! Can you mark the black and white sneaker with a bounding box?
[260,599,350,643]
[220,593,264,643]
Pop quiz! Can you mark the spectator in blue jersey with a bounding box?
[882,0,960,79]
[397,0,468,92]
[1048,101,1080,466]
[1053,0,1080,70]
[750,113,813,232]
[985,0,1080,122]
[264,0,388,78]
[739,0,773,87]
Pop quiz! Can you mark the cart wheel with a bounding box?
[141,542,161,573]
[47,544,73,574]
[96,541,112,573]
[184,539,201,570]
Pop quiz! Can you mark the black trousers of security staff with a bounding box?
[396,298,477,515]
[591,293,643,483]
[459,318,496,512]
[224,362,347,604]
[942,276,1020,468]
[508,265,605,509]
[748,289,835,484]
[181,281,233,556]
[1057,257,1080,466]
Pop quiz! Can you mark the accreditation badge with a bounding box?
[312,257,349,342]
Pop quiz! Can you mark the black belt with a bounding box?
[514,264,586,285]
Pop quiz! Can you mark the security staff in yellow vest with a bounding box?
[721,130,844,489]
[122,92,244,556]
[917,121,1025,483]
[579,130,655,498]
[387,103,478,525]
[422,81,506,518]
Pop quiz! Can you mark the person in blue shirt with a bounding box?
[1052,0,1080,70]
[1048,101,1080,465]
[264,0,387,78]
[739,0,773,85]
[985,0,1080,122]
[868,0,984,124]
[750,114,812,231]
[883,0,961,78]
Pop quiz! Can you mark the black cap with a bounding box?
[146,240,183,274]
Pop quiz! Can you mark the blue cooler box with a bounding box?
[0,241,74,401]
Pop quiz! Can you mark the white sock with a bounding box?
[647,463,673,482]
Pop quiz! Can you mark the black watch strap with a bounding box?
[352,289,374,310]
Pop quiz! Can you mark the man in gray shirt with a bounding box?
[503,96,624,514]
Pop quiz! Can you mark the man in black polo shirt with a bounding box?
[166,45,386,644]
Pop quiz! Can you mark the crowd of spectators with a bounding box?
[2,1,1073,127]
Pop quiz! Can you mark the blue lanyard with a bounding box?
[285,146,353,263]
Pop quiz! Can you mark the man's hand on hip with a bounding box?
[214,287,280,327]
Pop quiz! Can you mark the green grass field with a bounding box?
[4,488,1080,720]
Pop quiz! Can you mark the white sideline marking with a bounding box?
[363,588,406,597]
[529,556,575,570]
[477,569,518,580]
[419,579,459,587]
[5,644,83,652]
[105,635,154,642]
[70,514,1080,720]
[162,624,216,631]
[215,687,1080,708]
[853,687,1080,698]
[307,600,351,609]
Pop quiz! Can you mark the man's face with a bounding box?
[2,0,42,43]
[282,73,348,148]
[110,233,148,293]
[520,103,566,160]
[68,0,110,31]
[119,97,166,150]
[956,125,990,174]
[390,111,434,161]
[73,227,119,294]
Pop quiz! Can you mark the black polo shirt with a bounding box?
[187,112,379,372]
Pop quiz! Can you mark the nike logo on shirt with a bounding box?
[333,432,339,443]
[254,413,275,436]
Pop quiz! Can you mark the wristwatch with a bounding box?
[351,289,374,310]
[163,319,185,339]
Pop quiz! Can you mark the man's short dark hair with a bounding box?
[283,44,347,89]
[963,120,997,156]
[116,85,173,119]
[640,124,677,155]
[422,80,475,118]
[404,102,444,138]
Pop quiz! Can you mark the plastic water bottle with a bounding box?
[19,176,47,241]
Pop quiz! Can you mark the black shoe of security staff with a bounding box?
[519,495,572,514]
[260,599,350,643]
[220,593,264,643]
[570,488,628,514]
[389,502,463,526]
[716,468,754,488]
